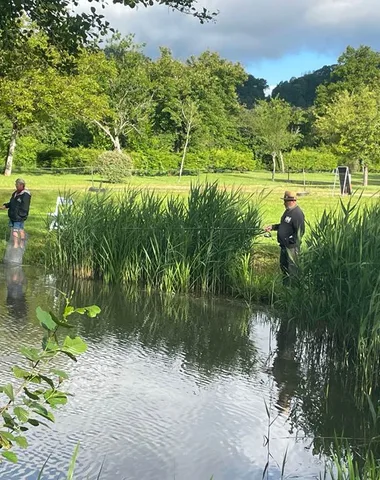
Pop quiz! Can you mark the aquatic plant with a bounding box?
[47,182,263,295]
[0,296,100,465]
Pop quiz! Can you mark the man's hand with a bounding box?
[0,205,6,210]
[264,225,272,232]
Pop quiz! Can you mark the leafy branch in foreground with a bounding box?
[0,297,100,464]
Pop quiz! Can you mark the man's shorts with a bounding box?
[9,221,24,230]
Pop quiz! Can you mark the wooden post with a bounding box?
[363,164,368,187]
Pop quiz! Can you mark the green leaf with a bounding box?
[2,412,15,428]
[63,336,87,355]
[36,307,57,330]
[20,347,40,362]
[64,305,75,317]
[14,436,28,449]
[85,305,101,318]
[24,387,40,400]
[52,369,69,380]
[0,432,15,441]
[47,395,68,408]
[12,366,31,379]
[2,451,18,463]
[2,384,14,401]
[28,418,40,427]
[13,407,29,423]
[39,375,55,389]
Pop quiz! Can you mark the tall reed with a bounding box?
[278,198,380,391]
[46,183,263,295]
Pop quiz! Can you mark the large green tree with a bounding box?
[0,33,108,175]
[245,98,303,178]
[237,74,268,109]
[316,88,380,181]
[272,65,335,108]
[150,49,246,154]
[85,34,153,152]
[316,46,380,108]
[0,0,215,53]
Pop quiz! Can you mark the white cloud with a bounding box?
[98,0,380,64]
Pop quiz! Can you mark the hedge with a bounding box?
[284,148,339,172]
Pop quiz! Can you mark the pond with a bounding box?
[0,265,373,479]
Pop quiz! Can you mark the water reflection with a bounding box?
[5,264,27,318]
[3,269,374,479]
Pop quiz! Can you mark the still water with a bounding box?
[0,265,365,479]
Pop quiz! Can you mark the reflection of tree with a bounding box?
[55,278,259,377]
[5,265,27,318]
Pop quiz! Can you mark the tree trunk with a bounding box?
[113,136,121,152]
[271,152,276,181]
[179,125,191,181]
[279,150,285,173]
[4,124,18,176]
[363,164,368,187]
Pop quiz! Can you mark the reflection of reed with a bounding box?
[54,276,259,376]
[277,325,380,466]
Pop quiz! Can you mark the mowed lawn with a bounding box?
[0,170,378,264]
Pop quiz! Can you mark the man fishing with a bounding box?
[265,191,305,285]
[1,178,31,249]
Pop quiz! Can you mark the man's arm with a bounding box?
[20,193,31,218]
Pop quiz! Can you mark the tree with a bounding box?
[0,33,108,175]
[272,65,335,108]
[0,0,215,54]
[237,74,268,109]
[316,46,380,109]
[88,34,153,152]
[247,98,303,179]
[187,51,247,149]
[150,49,246,154]
[177,99,200,179]
[316,88,380,183]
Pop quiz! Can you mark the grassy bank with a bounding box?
[0,169,378,266]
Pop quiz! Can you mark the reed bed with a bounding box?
[46,182,263,295]
[278,198,380,393]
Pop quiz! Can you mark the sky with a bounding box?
[95,0,380,88]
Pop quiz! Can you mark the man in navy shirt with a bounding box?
[1,178,31,249]
[265,191,305,284]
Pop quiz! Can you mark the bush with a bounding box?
[37,147,102,170]
[96,151,133,183]
[14,136,44,167]
[129,148,256,175]
[208,149,256,171]
[285,148,338,172]
[130,149,179,174]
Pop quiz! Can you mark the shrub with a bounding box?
[129,148,256,175]
[14,136,44,167]
[208,149,256,171]
[96,151,133,183]
[130,149,179,174]
[285,148,338,172]
[37,147,101,170]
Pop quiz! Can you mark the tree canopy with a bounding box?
[0,0,215,53]
[272,65,335,108]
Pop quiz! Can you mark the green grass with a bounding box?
[0,169,378,266]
